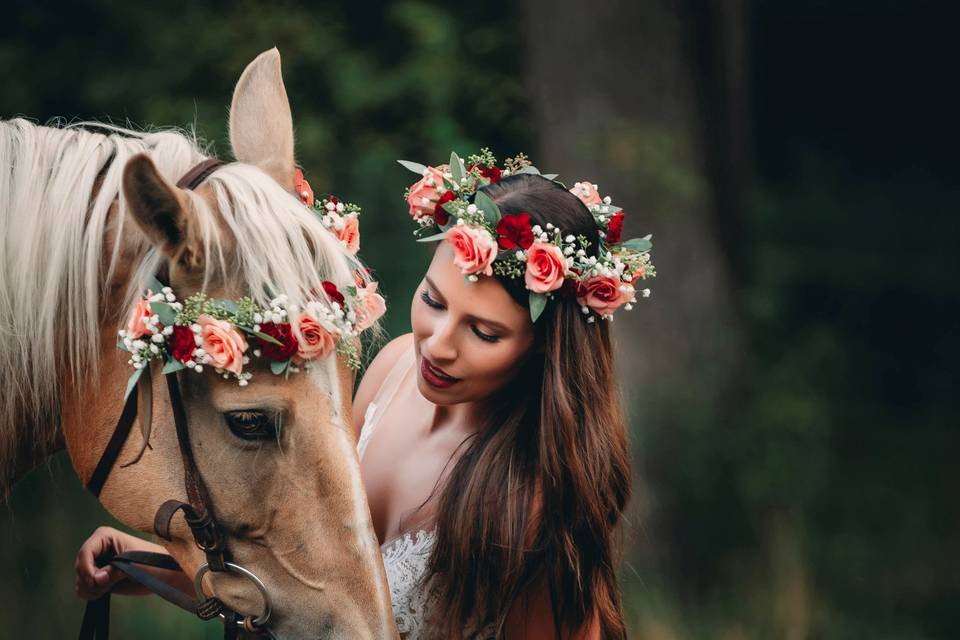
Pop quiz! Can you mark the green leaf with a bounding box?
[450,152,465,182]
[398,160,428,175]
[162,358,187,374]
[517,165,541,175]
[150,302,177,325]
[474,191,502,225]
[124,366,145,402]
[146,276,166,295]
[542,173,559,180]
[416,231,448,243]
[270,359,289,375]
[617,237,653,252]
[529,292,548,322]
[247,328,282,345]
[213,298,239,314]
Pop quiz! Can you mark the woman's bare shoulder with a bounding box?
[351,333,414,440]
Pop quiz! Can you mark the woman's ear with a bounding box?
[122,154,204,271]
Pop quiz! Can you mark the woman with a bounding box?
[76,150,655,639]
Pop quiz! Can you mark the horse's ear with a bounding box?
[123,154,203,270]
[228,47,296,191]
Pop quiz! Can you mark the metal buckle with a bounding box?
[194,562,272,629]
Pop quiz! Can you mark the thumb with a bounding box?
[92,565,125,588]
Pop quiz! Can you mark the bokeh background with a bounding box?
[2,1,957,637]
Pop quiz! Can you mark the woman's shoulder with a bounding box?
[352,333,414,440]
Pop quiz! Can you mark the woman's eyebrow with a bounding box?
[424,275,446,302]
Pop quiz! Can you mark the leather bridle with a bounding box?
[79,158,273,640]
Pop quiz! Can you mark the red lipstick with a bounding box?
[420,356,461,389]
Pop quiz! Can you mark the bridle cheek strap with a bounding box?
[80,158,268,639]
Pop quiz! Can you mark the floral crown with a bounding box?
[399,149,655,322]
[118,169,385,392]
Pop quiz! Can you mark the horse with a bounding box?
[0,48,397,639]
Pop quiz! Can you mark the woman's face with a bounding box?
[411,243,536,406]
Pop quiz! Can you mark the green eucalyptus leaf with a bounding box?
[149,302,177,325]
[270,359,289,375]
[147,277,166,295]
[618,237,653,252]
[529,292,548,322]
[162,359,187,374]
[517,166,541,175]
[474,191,502,225]
[214,299,239,313]
[398,160,428,175]
[124,366,145,402]
[541,173,559,180]
[416,231,448,243]
[450,152,465,182]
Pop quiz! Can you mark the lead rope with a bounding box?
[79,158,264,639]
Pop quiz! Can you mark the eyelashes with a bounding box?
[419,290,501,343]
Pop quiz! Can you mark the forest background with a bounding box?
[2,1,956,638]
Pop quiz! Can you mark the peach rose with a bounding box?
[446,224,498,276]
[406,165,450,220]
[576,275,634,317]
[294,312,336,361]
[355,281,387,331]
[336,212,360,254]
[126,297,154,338]
[524,242,568,293]
[570,181,603,207]
[293,167,314,206]
[197,314,249,374]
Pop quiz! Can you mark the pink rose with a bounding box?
[126,297,154,338]
[406,165,450,220]
[570,181,603,207]
[576,275,634,317]
[197,314,249,374]
[524,242,568,293]
[446,224,498,276]
[294,312,336,361]
[336,212,360,254]
[355,281,387,331]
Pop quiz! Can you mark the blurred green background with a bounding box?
[2,1,956,638]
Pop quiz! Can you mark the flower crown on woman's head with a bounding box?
[399,148,656,322]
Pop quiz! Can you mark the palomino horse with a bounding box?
[0,49,397,639]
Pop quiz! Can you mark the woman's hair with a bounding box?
[426,174,632,638]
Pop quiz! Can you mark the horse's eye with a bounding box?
[224,410,279,441]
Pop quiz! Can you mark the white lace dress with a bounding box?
[357,354,495,639]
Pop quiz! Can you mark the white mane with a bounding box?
[0,118,360,484]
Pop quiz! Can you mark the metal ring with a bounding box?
[194,562,272,628]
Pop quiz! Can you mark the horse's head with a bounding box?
[59,49,395,639]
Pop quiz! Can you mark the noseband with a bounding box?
[79,158,273,640]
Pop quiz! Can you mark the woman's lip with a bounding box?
[420,356,461,388]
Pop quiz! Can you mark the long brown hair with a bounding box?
[427,174,631,638]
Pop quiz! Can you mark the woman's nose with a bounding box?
[425,318,458,363]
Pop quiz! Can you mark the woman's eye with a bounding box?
[420,290,444,310]
[224,410,279,441]
[471,326,500,343]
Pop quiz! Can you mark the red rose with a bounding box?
[169,325,197,363]
[468,163,502,183]
[607,210,625,244]
[495,212,535,250]
[434,191,455,226]
[256,322,299,361]
[322,281,345,306]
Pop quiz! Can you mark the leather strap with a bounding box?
[86,390,137,497]
[175,158,226,190]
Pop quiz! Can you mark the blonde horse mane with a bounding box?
[0,117,361,486]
